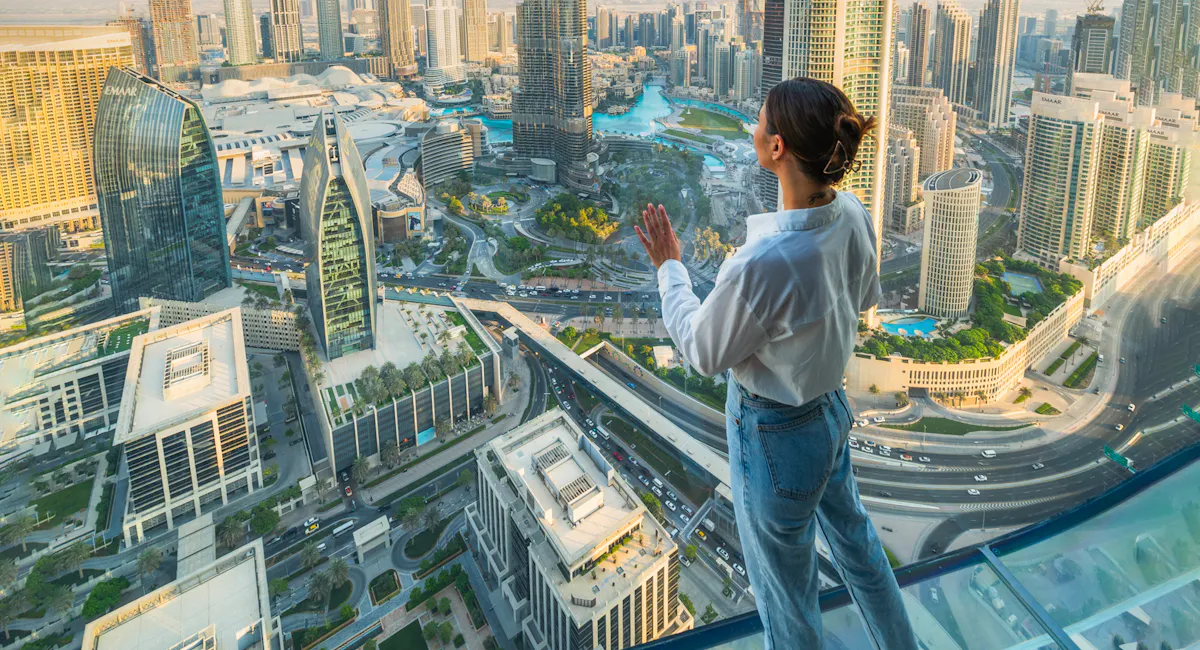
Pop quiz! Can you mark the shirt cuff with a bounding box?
[657,259,690,295]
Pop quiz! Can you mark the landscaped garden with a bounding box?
[369,569,401,604]
[535,194,618,243]
[677,108,748,139]
[380,620,428,650]
[99,318,150,356]
[881,417,1029,435]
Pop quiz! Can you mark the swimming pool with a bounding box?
[881,316,939,337]
[1002,271,1044,296]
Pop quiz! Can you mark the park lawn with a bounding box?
[881,417,1028,435]
[1035,402,1062,416]
[575,331,610,352]
[328,579,353,609]
[601,415,713,505]
[100,318,150,356]
[380,620,428,650]
[677,109,748,139]
[33,480,94,529]
[237,280,280,300]
[1002,303,1023,317]
[661,128,715,145]
[405,516,456,558]
[369,569,401,604]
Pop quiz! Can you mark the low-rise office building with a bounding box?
[116,308,262,545]
[467,410,692,650]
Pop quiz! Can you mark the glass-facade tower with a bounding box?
[94,67,232,315]
[300,110,377,360]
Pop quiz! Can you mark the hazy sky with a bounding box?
[0,0,1096,26]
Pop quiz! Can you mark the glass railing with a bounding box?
[632,442,1200,650]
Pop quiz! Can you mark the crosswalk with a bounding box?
[957,496,1058,512]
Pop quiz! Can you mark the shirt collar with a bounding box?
[746,191,845,240]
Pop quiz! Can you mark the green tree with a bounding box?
[1,515,36,553]
[562,325,578,341]
[310,570,334,609]
[380,361,407,398]
[436,418,451,437]
[300,542,322,571]
[0,594,26,640]
[217,516,243,548]
[61,541,92,579]
[0,560,15,595]
[868,384,879,395]
[439,621,454,643]
[44,584,73,619]
[328,557,350,590]
[684,544,698,562]
[701,604,719,625]
[381,440,401,468]
[136,547,163,593]
[352,455,371,486]
[894,392,910,408]
[439,596,452,616]
[457,468,474,489]
[364,640,378,650]
[424,621,439,641]
[250,506,281,537]
[269,578,290,599]
[640,491,663,520]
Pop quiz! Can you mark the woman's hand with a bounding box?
[635,203,682,268]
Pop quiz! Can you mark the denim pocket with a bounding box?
[756,404,835,500]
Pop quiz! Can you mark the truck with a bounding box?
[332,521,356,537]
[702,518,716,532]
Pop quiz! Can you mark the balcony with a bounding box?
[632,443,1200,650]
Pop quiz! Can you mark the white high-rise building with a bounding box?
[1143,97,1197,223]
[891,85,956,178]
[1019,93,1103,267]
[919,168,981,318]
[222,0,256,65]
[974,0,1020,129]
[670,15,685,51]
[932,0,971,105]
[759,0,892,242]
[670,48,691,86]
[466,411,693,650]
[733,47,760,101]
[425,0,465,89]
[269,0,303,62]
[316,0,344,59]
[884,127,924,236]
[463,0,488,62]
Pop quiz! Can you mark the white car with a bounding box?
[859,446,874,455]
[716,546,730,560]
[652,486,663,497]
[879,449,891,457]
[967,488,981,496]
[849,440,860,449]
[1031,463,1045,470]
[872,416,885,423]
[304,517,319,527]
[589,294,597,299]
[879,445,892,452]
[918,456,930,463]
[563,404,571,411]
[667,490,677,501]
[666,501,677,511]
[1128,403,1136,412]
[848,436,858,444]
[858,419,870,427]
[680,513,691,523]
[733,563,746,577]
[518,292,527,298]
[588,428,598,438]
[974,474,989,482]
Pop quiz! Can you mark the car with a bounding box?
[652,486,663,497]
[316,542,327,552]
[930,588,939,603]
[305,523,320,535]
[680,513,690,523]
[267,536,281,546]
[918,456,930,463]
[696,530,707,541]
[667,489,677,501]
[858,419,870,427]
[863,439,876,447]
[588,428,598,438]
[1116,424,1124,431]
[849,440,860,449]
[967,489,981,496]
[879,445,892,452]
[589,294,597,299]
[1032,463,1046,470]
[345,485,354,497]
[613,452,624,462]
[563,404,571,411]
[586,418,594,427]
[1128,403,1136,412]
[848,436,858,443]
[640,476,650,486]
[628,382,637,389]
[666,501,677,511]
[555,388,562,394]
[716,546,730,560]
[682,504,694,516]
[859,446,874,454]
[879,449,891,457]
[304,517,319,527]
[1120,357,1126,364]
[518,292,527,298]
[340,471,350,483]
[974,474,988,482]
[872,416,885,423]
[900,454,912,461]
[1162,317,1168,323]
[734,563,746,577]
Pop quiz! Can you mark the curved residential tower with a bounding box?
[94,67,231,314]
[300,110,377,360]
[919,168,982,319]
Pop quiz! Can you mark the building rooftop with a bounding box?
[0,27,129,52]
[115,308,249,443]
[176,514,216,577]
[352,515,390,546]
[487,410,675,619]
[320,300,431,388]
[924,168,981,192]
[82,540,274,650]
[0,309,158,450]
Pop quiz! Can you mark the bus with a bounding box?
[332,521,356,537]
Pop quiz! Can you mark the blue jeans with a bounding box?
[725,377,917,650]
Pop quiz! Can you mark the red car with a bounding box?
[344,486,353,497]
[613,452,624,462]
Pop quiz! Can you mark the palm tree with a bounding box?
[1018,386,1033,400]
[894,392,910,408]
[327,557,349,589]
[216,517,243,549]
[0,594,25,641]
[868,384,880,395]
[352,456,371,486]
[61,541,91,579]
[300,542,322,571]
[315,477,332,501]
[484,393,499,416]
[1,515,35,553]
[309,570,334,611]
[976,390,989,404]
[381,441,401,468]
[44,585,73,620]
[421,505,440,532]
[0,560,15,596]
[137,547,163,593]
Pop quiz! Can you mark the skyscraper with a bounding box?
[907,1,929,86]
[465,411,692,650]
[884,127,925,235]
[919,169,981,318]
[513,0,594,188]
[670,15,685,51]
[0,230,58,315]
[1074,77,1153,242]
[150,0,200,68]
[1019,93,1103,267]
[670,48,691,86]
[973,0,1020,129]
[94,68,232,314]
[412,4,427,56]
[1068,9,1115,94]
[1142,101,1196,223]
[1117,0,1155,104]
[463,0,488,62]
[891,85,956,178]
[270,0,304,62]
[379,0,417,75]
[260,13,274,58]
[640,13,657,47]
[733,47,761,100]
[1117,0,1200,103]
[222,0,256,64]
[1043,8,1057,36]
[0,26,132,233]
[316,0,344,60]
[758,0,891,233]
[597,6,612,47]
[196,13,220,46]
[425,0,465,88]
[106,3,155,75]
[932,0,971,105]
[300,111,377,360]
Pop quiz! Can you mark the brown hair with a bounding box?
[763,77,877,186]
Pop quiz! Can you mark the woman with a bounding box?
[635,78,918,649]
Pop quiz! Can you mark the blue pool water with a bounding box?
[1002,271,1044,295]
[882,316,939,337]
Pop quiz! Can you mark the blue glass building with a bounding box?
[300,109,377,360]
[93,67,231,314]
